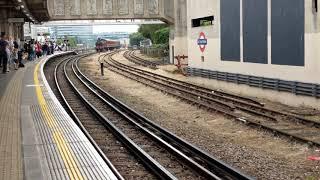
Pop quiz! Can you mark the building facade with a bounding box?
[182,0,320,108]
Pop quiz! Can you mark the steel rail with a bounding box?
[123,50,158,69]
[51,54,125,180]
[108,57,236,111]
[78,54,254,179]
[62,56,177,180]
[121,51,320,128]
[128,50,164,65]
[104,53,320,148]
[73,58,227,180]
[125,50,263,106]
[109,57,276,121]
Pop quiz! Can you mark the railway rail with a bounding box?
[124,51,264,107]
[123,50,160,69]
[45,54,252,180]
[102,51,320,148]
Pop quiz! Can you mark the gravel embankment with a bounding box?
[79,53,320,180]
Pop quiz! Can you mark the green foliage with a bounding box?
[151,44,168,49]
[56,38,63,45]
[136,24,170,48]
[56,37,77,48]
[67,37,77,48]
[138,24,168,40]
[200,20,212,26]
[129,32,145,46]
[153,27,170,45]
[43,32,50,36]
[306,176,318,180]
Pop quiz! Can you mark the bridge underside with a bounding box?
[25,0,50,22]
[47,0,174,24]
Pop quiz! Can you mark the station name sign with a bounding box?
[197,32,207,52]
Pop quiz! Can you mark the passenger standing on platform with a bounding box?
[42,42,48,56]
[5,36,12,72]
[35,41,42,59]
[50,41,55,55]
[0,32,9,73]
[29,39,35,61]
[27,41,32,60]
[17,47,25,68]
[24,42,28,55]
[12,45,19,70]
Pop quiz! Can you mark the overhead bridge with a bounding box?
[47,0,174,24]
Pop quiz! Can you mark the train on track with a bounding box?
[96,38,121,52]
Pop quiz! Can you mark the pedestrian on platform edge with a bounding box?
[0,32,8,73]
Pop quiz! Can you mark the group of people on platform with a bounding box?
[0,32,22,73]
[0,31,68,74]
[23,39,56,61]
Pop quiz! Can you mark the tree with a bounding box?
[43,32,50,36]
[56,37,77,48]
[67,37,77,48]
[138,24,168,41]
[129,32,144,46]
[153,27,170,45]
[56,38,63,45]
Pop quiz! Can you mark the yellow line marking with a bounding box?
[34,62,84,180]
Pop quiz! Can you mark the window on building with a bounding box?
[314,0,318,13]
[192,16,214,28]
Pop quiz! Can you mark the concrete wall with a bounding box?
[187,0,320,84]
[169,0,188,64]
[186,0,320,108]
[47,0,174,24]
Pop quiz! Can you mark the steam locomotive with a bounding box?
[95,38,121,52]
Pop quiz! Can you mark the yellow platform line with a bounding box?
[34,62,84,180]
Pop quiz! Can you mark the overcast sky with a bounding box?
[93,25,139,33]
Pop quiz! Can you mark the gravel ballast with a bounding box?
[79,52,320,180]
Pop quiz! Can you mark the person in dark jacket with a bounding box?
[0,32,9,73]
[42,42,49,56]
[18,48,25,68]
[50,41,54,55]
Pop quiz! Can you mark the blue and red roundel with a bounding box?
[197,32,207,53]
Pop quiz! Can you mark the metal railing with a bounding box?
[187,67,320,98]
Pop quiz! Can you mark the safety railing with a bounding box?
[187,67,320,98]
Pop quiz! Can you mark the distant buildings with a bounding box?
[49,25,95,46]
[25,23,130,48]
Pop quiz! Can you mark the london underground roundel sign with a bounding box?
[197,32,207,53]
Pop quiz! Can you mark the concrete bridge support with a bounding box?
[0,7,25,41]
[169,0,188,64]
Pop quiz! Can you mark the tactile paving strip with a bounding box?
[28,59,117,180]
[0,70,24,180]
[30,102,116,179]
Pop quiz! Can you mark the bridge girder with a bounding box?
[46,0,174,24]
[25,0,50,22]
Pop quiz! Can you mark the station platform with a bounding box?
[0,53,118,180]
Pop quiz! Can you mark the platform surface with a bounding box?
[0,54,118,180]
[0,65,25,180]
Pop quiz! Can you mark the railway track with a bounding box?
[45,54,252,180]
[123,50,160,69]
[102,51,320,148]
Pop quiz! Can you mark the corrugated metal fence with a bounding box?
[187,67,320,98]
